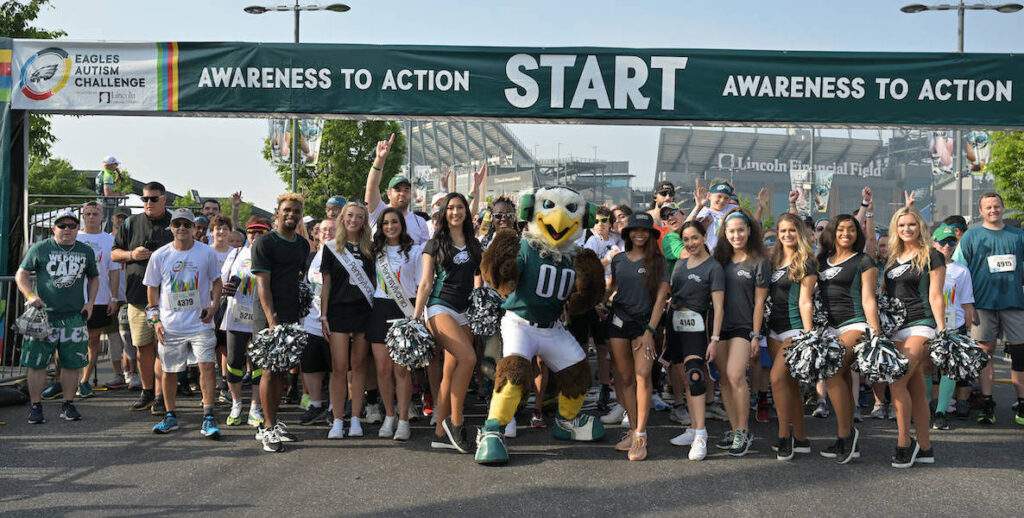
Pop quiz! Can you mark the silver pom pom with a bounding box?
[15,306,52,340]
[248,323,307,372]
[296,281,314,319]
[783,328,845,383]
[385,318,435,369]
[928,329,990,383]
[876,290,907,336]
[853,328,909,384]
[763,296,773,324]
[812,291,830,328]
[467,287,504,337]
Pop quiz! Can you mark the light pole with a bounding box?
[901,2,1022,216]
[245,2,351,192]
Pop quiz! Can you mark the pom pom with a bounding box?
[812,291,830,328]
[876,290,907,336]
[783,328,845,383]
[385,318,435,369]
[248,323,307,372]
[15,306,52,340]
[296,281,314,319]
[763,296,773,324]
[466,287,504,337]
[928,329,990,383]
[853,329,909,384]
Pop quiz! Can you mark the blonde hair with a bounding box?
[335,202,373,257]
[771,213,815,281]
[276,192,305,208]
[886,208,932,272]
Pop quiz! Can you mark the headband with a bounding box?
[725,211,750,224]
[710,183,734,195]
[246,223,270,232]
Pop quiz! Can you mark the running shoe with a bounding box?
[474,419,509,465]
[41,382,62,400]
[530,410,546,429]
[430,433,456,450]
[669,405,691,426]
[596,384,611,413]
[130,391,155,411]
[201,415,221,439]
[328,418,345,439]
[226,403,244,426]
[915,446,935,465]
[976,400,996,425]
[103,378,128,390]
[274,421,297,442]
[364,403,383,424]
[393,420,411,441]
[670,428,695,446]
[715,430,735,450]
[812,400,830,418]
[775,436,794,461]
[627,433,648,461]
[28,402,45,424]
[151,399,166,416]
[600,403,626,424]
[153,412,179,434]
[1016,401,1024,426]
[217,389,230,405]
[58,401,82,421]
[615,431,633,451]
[378,416,397,438]
[128,373,142,390]
[689,432,708,461]
[706,400,728,421]
[247,407,264,428]
[262,427,284,453]
[891,439,919,469]
[551,413,605,442]
[441,417,473,453]
[651,393,671,412]
[853,407,864,423]
[299,404,328,426]
[932,412,951,430]
[348,417,364,437]
[756,399,771,423]
[793,438,811,454]
[504,416,518,438]
[869,403,887,420]
[836,429,860,464]
[728,429,753,457]
[76,381,95,399]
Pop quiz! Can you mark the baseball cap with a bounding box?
[709,182,735,196]
[53,210,80,225]
[102,156,119,166]
[170,209,195,223]
[431,192,447,207]
[326,195,347,207]
[194,215,210,226]
[112,206,132,217]
[659,202,684,219]
[388,175,412,189]
[932,224,956,242]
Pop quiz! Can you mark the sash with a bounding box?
[326,241,374,305]
[376,251,415,319]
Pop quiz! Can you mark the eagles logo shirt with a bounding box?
[670,256,725,316]
[424,237,479,313]
[767,258,817,334]
[884,248,946,328]
[818,252,876,328]
[19,238,99,318]
[722,256,770,333]
[503,239,576,326]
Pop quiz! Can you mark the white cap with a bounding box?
[53,210,80,225]
[102,156,119,166]
[431,192,447,207]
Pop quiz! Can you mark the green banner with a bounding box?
[9,40,1024,127]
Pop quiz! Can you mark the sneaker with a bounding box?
[378,416,397,438]
[364,403,383,424]
[869,403,887,419]
[836,429,860,464]
[776,436,794,461]
[128,374,142,390]
[328,418,345,439]
[504,416,518,438]
[600,403,625,424]
[247,407,264,428]
[853,407,864,423]
[651,393,671,411]
[621,411,630,428]
[530,410,546,429]
[596,384,611,413]
[474,419,509,465]
[628,433,648,461]
[151,399,166,416]
[226,403,244,426]
[431,433,456,450]
[130,391,155,411]
[976,400,996,425]
[670,428,695,446]
[706,400,728,421]
[728,429,753,457]
[441,418,473,454]
[103,378,128,390]
[688,432,708,461]
[28,402,45,424]
[812,400,830,418]
[932,412,951,430]
[756,400,771,423]
[299,403,328,426]
[793,438,811,454]
[217,389,230,405]
[615,431,633,451]
[274,421,297,442]
[153,412,179,434]
[669,405,692,426]
[915,446,935,465]
[715,430,735,450]
[201,415,221,439]
[262,427,284,453]
[75,381,95,399]
[348,417,364,437]
[1016,403,1024,427]
[299,393,311,410]
[41,382,62,400]
[551,413,605,442]
[58,401,82,421]
[393,420,411,441]
[954,400,970,420]
[890,439,919,469]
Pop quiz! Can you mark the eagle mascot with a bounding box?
[474,186,606,465]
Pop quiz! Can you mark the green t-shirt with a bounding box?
[954,225,1024,310]
[662,231,684,274]
[502,239,576,326]
[20,238,99,318]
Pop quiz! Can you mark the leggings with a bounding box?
[226,330,256,383]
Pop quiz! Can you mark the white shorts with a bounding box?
[426,304,469,327]
[500,312,586,373]
[830,322,869,336]
[768,329,801,342]
[159,329,217,373]
[892,326,936,342]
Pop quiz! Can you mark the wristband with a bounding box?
[710,335,720,342]
[468,194,475,200]
[371,164,382,172]
[864,212,874,219]
[861,201,869,207]
[645,324,657,334]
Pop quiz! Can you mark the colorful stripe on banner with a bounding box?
[155,42,178,111]
[0,49,11,102]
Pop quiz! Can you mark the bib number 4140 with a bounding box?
[536,264,575,301]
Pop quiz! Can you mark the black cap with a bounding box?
[622,212,656,240]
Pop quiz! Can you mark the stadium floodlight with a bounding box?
[900,4,930,13]
[995,3,1023,13]
[243,6,270,14]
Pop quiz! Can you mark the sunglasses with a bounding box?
[171,220,194,229]
[141,196,162,203]
[55,222,78,230]
[658,189,675,197]
[815,226,827,232]
[595,216,610,224]
[938,238,957,247]
[764,237,778,247]
[492,212,515,220]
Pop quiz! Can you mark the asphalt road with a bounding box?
[2,362,1023,518]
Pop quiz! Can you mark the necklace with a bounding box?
[54,238,76,252]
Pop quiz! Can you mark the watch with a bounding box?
[645,324,657,334]
[749,331,763,341]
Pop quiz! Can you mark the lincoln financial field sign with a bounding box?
[716,154,884,178]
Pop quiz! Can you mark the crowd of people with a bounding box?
[14,143,1024,468]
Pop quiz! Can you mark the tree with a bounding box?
[27,156,92,215]
[263,120,406,219]
[988,131,1024,212]
[220,196,254,226]
[1,0,66,159]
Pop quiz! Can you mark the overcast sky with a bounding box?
[33,0,1024,209]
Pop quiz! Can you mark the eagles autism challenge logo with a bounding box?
[19,47,72,100]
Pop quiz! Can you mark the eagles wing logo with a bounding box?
[18,47,72,101]
[820,266,842,281]
[736,269,752,279]
[30,64,60,84]
[453,250,470,265]
[687,273,702,283]
[771,268,787,283]
[887,263,911,279]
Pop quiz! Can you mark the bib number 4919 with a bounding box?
[536,264,575,301]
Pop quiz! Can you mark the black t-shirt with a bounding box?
[320,241,375,312]
[883,248,945,327]
[767,259,816,334]
[113,211,173,305]
[250,231,310,328]
[670,256,725,316]
[722,256,770,333]
[424,238,479,313]
[818,252,876,327]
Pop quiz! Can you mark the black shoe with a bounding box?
[932,412,951,430]
[836,428,860,465]
[775,436,794,461]
[299,404,328,426]
[28,402,45,424]
[976,399,996,425]
[793,438,811,454]
[891,439,920,468]
[915,446,935,465]
[151,399,166,416]
[441,417,473,454]
[59,401,82,421]
[130,391,155,411]
[596,384,611,412]
[727,429,753,457]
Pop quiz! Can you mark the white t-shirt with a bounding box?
[143,241,221,335]
[695,202,738,251]
[220,246,256,333]
[302,245,326,337]
[942,261,975,329]
[369,202,431,245]
[212,246,233,271]
[77,231,121,305]
[373,243,423,300]
[584,233,624,281]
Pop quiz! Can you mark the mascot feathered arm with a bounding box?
[566,248,605,316]
[481,228,520,297]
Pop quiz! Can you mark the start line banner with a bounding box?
[6,38,1024,128]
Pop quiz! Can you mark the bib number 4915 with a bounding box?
[536,264,575,301]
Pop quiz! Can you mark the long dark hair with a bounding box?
[434,192,482,267]
[713,207,764,264]
[372,206,414,260]
[623,226,665,304]
[679,220,710,255]
[817,214,866,265]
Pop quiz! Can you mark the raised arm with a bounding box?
[364,133,396,213]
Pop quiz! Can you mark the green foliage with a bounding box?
[220,197,254,227]
[263,120,405,219]
[27,156,92,215]
[1,0,66,159]
[172,191,198,210]
[988,131,1024,212]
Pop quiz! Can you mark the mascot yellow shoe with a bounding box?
[474,187,607,466]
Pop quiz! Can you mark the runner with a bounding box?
[687,179,739,251]
[930,224,975,430]
[145,209,223,438]
[75,201,123,397]
[580,206,621,413]
[884,207,945,468]
[666,220,724,461]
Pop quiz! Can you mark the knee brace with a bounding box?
[684,358,707,396]
[1009,345,1024,373]
[494,355,534,392]
[554,360,592,399]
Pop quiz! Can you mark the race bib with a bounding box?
[988,254,1016,273]
[229,299,255,326]
[169,290,199,312]
[672,309,705,332]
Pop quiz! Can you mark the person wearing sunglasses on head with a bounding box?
[686,178,739,251]
[647,180,676,228]
[930,224,975,430]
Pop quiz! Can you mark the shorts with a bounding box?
[159,329,217,373]
[86,305,113,330]
[127,303,157,346]
[500,312,585,372]
[327,301,372,334]
[426,304,469,327]
[367,297,413,344]
[830,322,869,337]
[972,308,1024,344]
[300,333,332,373]
[892,325,937,342]
[567,308,609,346]
[768,329,802,342]
[664,327,708,364]
[720,327,753,342]
[20,315,89,370]
[118,304,130,329]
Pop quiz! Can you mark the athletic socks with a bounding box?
[203,405,214,417]
[936,376,957,415]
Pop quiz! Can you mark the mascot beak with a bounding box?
[539,208,576,246]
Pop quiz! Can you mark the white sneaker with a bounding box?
[349,416,364,437]
[688,432,708,461]
[328,418,345,439]
[670,428,696,446]
[504,416,517,438]
[670,405,692,425]
[429,414,438,426]
[364,403,383,424]
[393,420,411,441]
[651,393,671,411]
[378,415,397,438]
[129,373,142,390]
[600,403,625,424]
[123,371,132,384]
